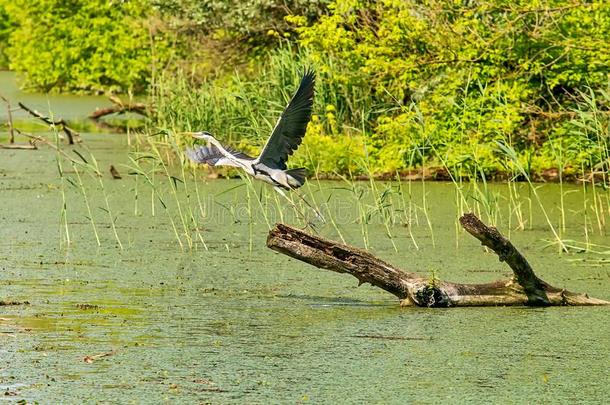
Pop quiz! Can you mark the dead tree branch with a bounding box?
[459,213,549,304]
[88,95,150,133]
[17,102,80,144]
[267,213,609,307]
[0,143,37,150]
[14,129,100,175]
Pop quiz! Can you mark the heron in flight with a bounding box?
[184,69,315,190]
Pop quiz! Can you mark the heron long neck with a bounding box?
[206,136,247,168]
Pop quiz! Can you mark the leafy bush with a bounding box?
[2,0,172,93]
[287,0,610,177]
[147,0,329,80]
[0,2,13,68]
[157,1,610,178]
[155,46,368,175]
[153,46,310,144]
[3,0,609,178]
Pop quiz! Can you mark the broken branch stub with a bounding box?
[266,214,609,307]
[459,213,549,305]
[0,94,15,144]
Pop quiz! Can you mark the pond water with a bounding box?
[1,79,609,403]
[0,71,112,121]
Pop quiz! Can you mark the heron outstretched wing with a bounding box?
[256,69,315,170]
[186,144,253,167]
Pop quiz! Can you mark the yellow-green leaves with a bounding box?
[2,0,172,93]
[287,0,610,177]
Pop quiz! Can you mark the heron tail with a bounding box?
[285,168,307,188]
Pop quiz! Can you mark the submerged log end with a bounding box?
[553,289,610,306]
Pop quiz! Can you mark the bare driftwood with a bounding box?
[89,95,149,119]
[267,213,609,307]
[1,96,79,148]
[88,96,149,133]
[17,102,80,144]
[0,143,37,150]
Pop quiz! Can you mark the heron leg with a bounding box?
[273,187,318,232]
[292,189,326,224]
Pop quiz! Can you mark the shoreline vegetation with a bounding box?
[1,0,610,183]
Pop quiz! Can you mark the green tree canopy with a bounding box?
[0,2,14,67]
[3,0,171,93]
[289,0,610,174]
[152,0,328,44]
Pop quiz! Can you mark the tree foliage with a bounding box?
[2,0,171,93]
[289,0,610,175]
[152,0,328,45]
[148,0,329,79]
[2,0,610,177]
[0,2,14,68]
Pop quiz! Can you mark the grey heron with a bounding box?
[184,69,315,190]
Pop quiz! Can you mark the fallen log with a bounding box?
[266,213,609,307]
[89,104,148,120]
[88,96,150,133]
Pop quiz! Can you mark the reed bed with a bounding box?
[19,48,609,256]
[137,78,610,256]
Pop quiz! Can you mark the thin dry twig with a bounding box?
[15,129,100,176]
[17,102,81,144]
[0,143,37,150]
[0,94,15,144]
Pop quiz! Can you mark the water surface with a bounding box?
[0,71,111,121]
[1,95,609,404]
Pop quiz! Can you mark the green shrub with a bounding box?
[152,0,328,46]
[6,0,607,179]
[287,0,610,177]
[0,2,13,68]
[3,0,172,93]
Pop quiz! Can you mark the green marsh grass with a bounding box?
[5,48,610,252]
[71,160,100,247]
[124,46,610,256]
[28,126,120,248]
[87,152,124,249]
[497,141,567,253]
[56,143,71,247]
[394,173,420,250]
[126,151,185,249]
